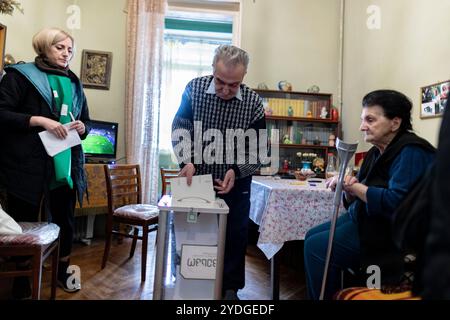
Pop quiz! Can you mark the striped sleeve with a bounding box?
[236,97,266,178]
[171,83,197,167]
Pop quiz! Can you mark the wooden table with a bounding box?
[75,164,108,244]
[75,164,108,216]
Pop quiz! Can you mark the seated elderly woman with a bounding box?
[303,90,435,300]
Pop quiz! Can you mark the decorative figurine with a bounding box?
[278,80,292,92]
[320,106,328,119]
[331,107,339,121]
[307,85,320,93]
[328,134,336,147]
[282,134,293,144]
[297,130,303,144]
[257,82,269,90]
[313,136,321,145]
[287,106,294,117]
[313,157,325,174]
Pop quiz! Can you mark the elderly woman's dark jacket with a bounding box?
[0,63,91,207]
[345,131,435,285]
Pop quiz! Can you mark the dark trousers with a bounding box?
[303,212,360,300]
[6,185,76,258]
[219,176,252,292]
[48,186,76,258]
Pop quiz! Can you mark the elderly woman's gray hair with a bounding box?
[213,45,249,72]
[32,27,75,59]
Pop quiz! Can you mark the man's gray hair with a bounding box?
[212,45,249,71]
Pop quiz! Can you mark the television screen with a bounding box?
[81,120,118,159]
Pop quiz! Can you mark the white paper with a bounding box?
[0,204,22,235]
[38,122,81,157]
[171,174,215,204]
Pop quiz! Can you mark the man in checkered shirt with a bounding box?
[172,45,266,300]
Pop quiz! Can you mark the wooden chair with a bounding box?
[160,167,180,198]
[101,164,159,282]
[0,222,60,299]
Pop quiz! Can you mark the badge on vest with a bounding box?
[61,104,68,116]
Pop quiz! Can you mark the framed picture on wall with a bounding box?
[0,24,7,74]
[420,80,449,119]
[80,50,113,90]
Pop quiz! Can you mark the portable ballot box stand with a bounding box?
[153,195,229,300]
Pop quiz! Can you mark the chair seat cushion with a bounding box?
[0,222,60,246]
[114,204,159,221]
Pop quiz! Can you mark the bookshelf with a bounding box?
[255,89,341,177]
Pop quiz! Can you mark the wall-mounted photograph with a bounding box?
[420,80,449,119]
[80,50,113,90]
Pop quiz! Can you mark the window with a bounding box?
[159,7,238,169]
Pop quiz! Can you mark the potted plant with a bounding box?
[0,0,23,15]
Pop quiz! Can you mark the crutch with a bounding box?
[319,138,358,300]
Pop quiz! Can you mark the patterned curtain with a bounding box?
[125,0,166,204]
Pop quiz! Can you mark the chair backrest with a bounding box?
[160,167,180,198]
[104,164,142,213]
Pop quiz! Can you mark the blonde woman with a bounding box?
[0,27,91,298]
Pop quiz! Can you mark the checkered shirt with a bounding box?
[172,75,265,180]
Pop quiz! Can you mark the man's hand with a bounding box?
[214,169,235,195]
[178,163,195,185]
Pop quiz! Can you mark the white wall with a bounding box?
[0,0,127,159]
[241,0,341,102]
[342,0,450,150]
[72,0,127,160]
[1,0,71,62]
[3,0,450,155]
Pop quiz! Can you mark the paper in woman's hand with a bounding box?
[38,122,81,157]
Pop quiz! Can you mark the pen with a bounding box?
[69,112,76,122]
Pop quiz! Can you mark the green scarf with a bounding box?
[48,74,74,190]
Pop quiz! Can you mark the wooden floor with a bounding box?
[1,233,306,300]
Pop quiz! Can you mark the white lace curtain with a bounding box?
[159,39,218,153]
[125,0,166,204]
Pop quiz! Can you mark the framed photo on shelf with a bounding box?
[0,24,7,74]
[420,80,449,119]
[80,50,113,90]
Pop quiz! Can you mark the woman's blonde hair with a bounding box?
[32,27,75,59]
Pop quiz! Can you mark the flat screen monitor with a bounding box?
[81,119,118,160]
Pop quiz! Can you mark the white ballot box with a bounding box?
[153,195,229,300]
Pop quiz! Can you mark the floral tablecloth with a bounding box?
[250,176,340,259]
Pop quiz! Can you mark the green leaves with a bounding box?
[0,0,24,16]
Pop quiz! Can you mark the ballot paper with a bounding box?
[38,122,81,157]
[170,174,216,204]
